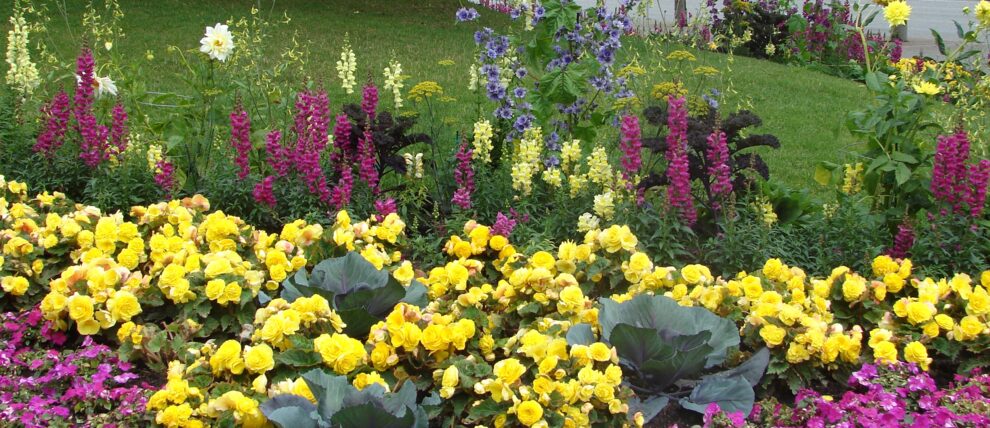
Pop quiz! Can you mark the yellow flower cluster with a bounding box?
[408,80,444,102]
[473,118,495,164]
[511,127,543,196]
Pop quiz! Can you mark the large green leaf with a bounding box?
[310,252,389,295]
[260,395,319,428]
[565,323,596,346]
[331,403,415,428]
[679,375,754,415]
[598,294,738,367]
[300,369,349,418]
[701,348,770,388]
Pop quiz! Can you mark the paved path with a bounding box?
[575,0,988,58]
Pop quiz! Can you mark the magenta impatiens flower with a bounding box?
[452,140,475,210]
[665,96,696,226]
[1,308,152,427]
[229,102,252,180]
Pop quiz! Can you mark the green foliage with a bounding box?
[588,294,768,418]
[280,252,428,338]
[260,369,430,428]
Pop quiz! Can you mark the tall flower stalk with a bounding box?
[452,140,475,210]
[665,96,696,226]
[33,90,71,158]
[619,114,642,185]
[74,47,109,168]
[229,102,252,180]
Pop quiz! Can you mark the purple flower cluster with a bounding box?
[229,102,252,180]
[455,7,480,22]
[619,114,642,183]
[491,211,517,238]
[706,129,732,204]
[74,47,111,168]
[470,3,632,138]
[707,362,990,428]
[931,130,990,217]
[33,90,72,158]
[665,96,696,226]
[374,197,397,221]
[266,130,290,178]
[154,160,176,197]
[0,308,152,428]
[452,140,475,210]
[887,220,915,259]
[109,102,129,157]
[329,113,355,210]
[357,128,379,192]
[274,90,333,203]
[253,175,277,208]
[362,82,379,122]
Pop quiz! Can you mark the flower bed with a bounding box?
[5,178,990,426]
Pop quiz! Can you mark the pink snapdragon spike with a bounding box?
[331,166,353,209]
[331,113,354,166]
[154,160,176,197]
[362,82,379,122]
[229,102,252,180]
[265,130,289,177]
[374,197,397,221]
[252,175,277,208]
[109,102,129,157]
[967,160,990,218]
[931,130,990,217]
[491,211,517,237]
[357,128,379,192]
[706,129,732,206]
[452,140,475,210]
[287,90,333,203]
[34,90,72,158]
[665,96,696,226]
[619,114,642,184]
[887,220,915,259]
[74,47,109,168]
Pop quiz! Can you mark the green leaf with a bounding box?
[814,162,837,186]
[146,331,167,353]
[890,151,918,164]
[565,323,596,346]
[301,369,349,418]
[894,162,911,185]
[610,324,668,368]
[331,403,415,428]
[261,395,319,428]
[701,348,770,387]
[931,30,947,56]
[679,375,755,415]
[466,399,509,421]
[598,294,738,367]
[276,349,323,367]
[627,395,670,425]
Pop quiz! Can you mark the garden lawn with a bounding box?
[1,0,869,192]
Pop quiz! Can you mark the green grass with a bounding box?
[2,0,870,192]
